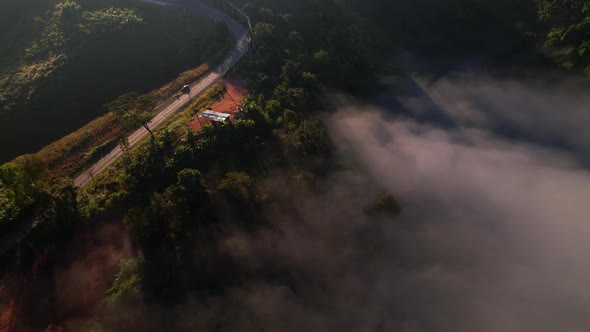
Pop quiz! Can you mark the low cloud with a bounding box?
[166,74,590,332]
[89,74,590,332]
[398,74,590,160]
[324,73,590,331]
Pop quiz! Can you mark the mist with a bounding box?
[50,72,590,331]
[324,73,590,331]
[122,72,590,332]
[400,73,590,160]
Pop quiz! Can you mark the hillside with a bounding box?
[1,0,590,331]
[0,0,224,163]
[0,0,51,70]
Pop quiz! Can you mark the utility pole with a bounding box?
[226,87,238,107]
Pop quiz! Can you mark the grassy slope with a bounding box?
[37,62,215,178]
[0,0,51,70]
[0,0,219,163]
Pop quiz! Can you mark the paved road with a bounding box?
[0,0,249,256]
[74,0,249,187]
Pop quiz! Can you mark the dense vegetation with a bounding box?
[0,0,232,241]
[355,0,538,59]
[537,0,590,72]
[355,0,590,71]
[1,0,589,330]
[0,0,387,329]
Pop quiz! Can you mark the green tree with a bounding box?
[298,119,328,155]
[283,109,298,131]
[273,82,306,109]
[0,155,47,228]
[280,60,303,84]
[252,22,275,40]
[107,258,142,305]
[19,179,79,260]
[0,163,38,225]
[313,49,329,64]
[218,172,253,201]
[264,99,282,118]
[282,118,329,157]
[538,0,590,71]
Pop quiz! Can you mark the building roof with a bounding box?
[199,110,231,122]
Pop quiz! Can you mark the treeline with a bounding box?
[61,1,590,329]
[537,0,590,72]
[355,0,590,72]
[75,110,332,330]
[243,0,387,92]
[72,0,390,328]
[354,0,538,59]
[25,1,143,60]
[10,0,586,328]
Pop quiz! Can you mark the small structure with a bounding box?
[199,110,231,123]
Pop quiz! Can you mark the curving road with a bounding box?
[0,0,249,256]
[74,0,250,187]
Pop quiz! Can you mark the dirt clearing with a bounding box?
[188,78,248,132]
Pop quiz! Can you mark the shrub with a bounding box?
[365,192,401,217]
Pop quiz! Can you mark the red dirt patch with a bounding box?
[0,298,18,332]
[188,78,248,132]
[0,222,132,331]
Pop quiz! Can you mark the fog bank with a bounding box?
[324,74,590,331]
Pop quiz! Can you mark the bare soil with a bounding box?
[188,78,248,132]
[0,222,132,331]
